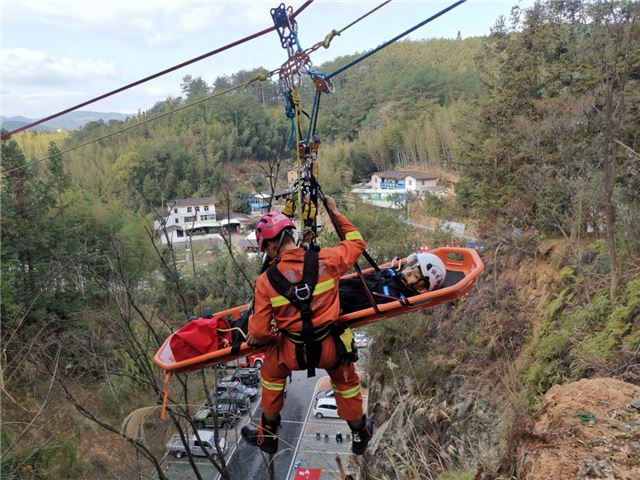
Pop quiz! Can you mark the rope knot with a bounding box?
[323,29,340,49]
[247,72,269,86]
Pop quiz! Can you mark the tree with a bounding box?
[0,138,49,323]
[181,75,210,99]
[45,141,72,219]
[583,0,639,300]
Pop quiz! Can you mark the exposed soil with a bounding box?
[519,378,640,480]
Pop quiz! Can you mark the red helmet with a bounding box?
[255,211,295,251]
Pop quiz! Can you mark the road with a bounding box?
[224,369,319,480]
[159,351,370,479]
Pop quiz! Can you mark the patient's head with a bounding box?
[403,252,447,292]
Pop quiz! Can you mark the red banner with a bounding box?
[294,468,322,480]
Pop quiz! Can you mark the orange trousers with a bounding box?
[260,335,363,422]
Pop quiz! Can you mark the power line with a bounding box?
[0,0,314,140]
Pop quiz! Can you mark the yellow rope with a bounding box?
[291,88,304,234]
[217,326,247,339]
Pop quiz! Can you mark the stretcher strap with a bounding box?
[160,372,173,420]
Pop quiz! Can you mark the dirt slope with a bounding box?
[519,378,640,479]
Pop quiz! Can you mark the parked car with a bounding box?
[313,397,339,419]
[206,391,251,414]
[216,380,258,400]
[315,389,335,401]
[238,353,265,368]
[232,367,260,387]
[165,430,227,459]
[354,332,369,348]
[193,403,239,430]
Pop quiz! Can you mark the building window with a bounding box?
[184,216,196,223]
[204,205,209,211]
[176,230,184,238]
[175,218,179,223]
[174,208,178,214]
[187,207,192,213]
[195,206,200,212]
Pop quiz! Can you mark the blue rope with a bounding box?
[282,91,296,150]
[326,0,468,80]
[285,118,296,150]
[283,91,295,119]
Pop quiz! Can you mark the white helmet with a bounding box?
[406,252,447,291]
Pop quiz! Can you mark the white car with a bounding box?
[166,430,228,459]
[312,397,339,419]
[315,389,335,401]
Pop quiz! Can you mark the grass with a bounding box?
[523,277,640,408]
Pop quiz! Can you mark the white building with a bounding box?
[351,171,439,209]
[154,196,223,245]
[370,171,438,193]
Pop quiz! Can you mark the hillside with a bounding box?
[1,111,131,132]
[1,1,638,479]
[361,237,640,479]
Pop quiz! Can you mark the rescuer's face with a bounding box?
[264,241,278,259]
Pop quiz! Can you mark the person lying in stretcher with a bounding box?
[339,252,447,314]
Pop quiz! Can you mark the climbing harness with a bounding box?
[266,249,359,377]
[267,249,321,377]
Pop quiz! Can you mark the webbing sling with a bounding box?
[266,249,321,377]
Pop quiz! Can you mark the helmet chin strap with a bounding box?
[273,230,294,261]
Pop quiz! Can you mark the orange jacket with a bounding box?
[248,213,365,343]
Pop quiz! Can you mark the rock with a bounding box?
[629,398,640,411]
[591,438,607,447]
[577,457,614,479]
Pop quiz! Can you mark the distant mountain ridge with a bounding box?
[1,111,132,132]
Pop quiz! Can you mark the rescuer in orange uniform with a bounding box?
[241,196,374,455]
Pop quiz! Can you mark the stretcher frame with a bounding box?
[154,247,484,376]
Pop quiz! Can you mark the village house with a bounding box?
[351,170,440,209]
[248,188,290,214]
[154,196,220,245]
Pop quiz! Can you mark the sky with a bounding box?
[1,0,534,119]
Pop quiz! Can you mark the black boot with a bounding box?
[349,415,374,455]
[241,413,280,454]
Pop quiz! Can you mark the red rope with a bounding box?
[1,0,314,140]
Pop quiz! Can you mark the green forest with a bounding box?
[1,1,639,479]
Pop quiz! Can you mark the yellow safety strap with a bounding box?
[291,88,303,232]
[345,231,363,241]
[270,278,336,307]
[260,378,286,392]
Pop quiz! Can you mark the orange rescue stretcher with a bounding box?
[154,247,484,376]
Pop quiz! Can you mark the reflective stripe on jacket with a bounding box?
[248,213,366,343]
